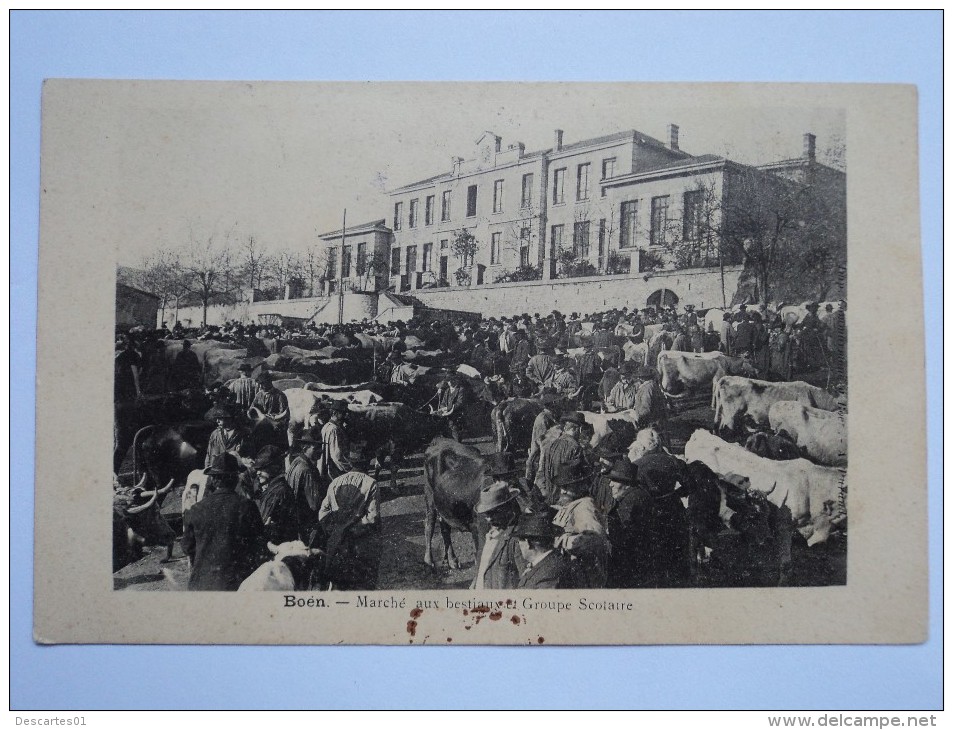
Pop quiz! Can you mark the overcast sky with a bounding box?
[53,81,845,267]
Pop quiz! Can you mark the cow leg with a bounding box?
[389,448,400,491]
[423,499,437,567]
[441,519,460,570]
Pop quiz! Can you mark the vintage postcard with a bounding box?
[34,81,925,644]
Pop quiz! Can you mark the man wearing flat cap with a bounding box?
[182,453,266,591]
[515,512,571,589]
[471,481,524,590]
[317,400,353,481]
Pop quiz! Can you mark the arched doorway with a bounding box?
[647,288,679,308]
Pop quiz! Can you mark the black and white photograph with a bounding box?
[109,83,849,595]
[34,80,923,646]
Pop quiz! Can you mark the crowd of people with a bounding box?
[116,297,847,591]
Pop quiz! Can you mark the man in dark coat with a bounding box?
[605,460,653,588]
[253,445,298,546]
[170,339,203,392]
[286,428,325,542]
[515,512,572,589]
[182,453,267,591]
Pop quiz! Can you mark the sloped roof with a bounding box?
[319,218,391,239]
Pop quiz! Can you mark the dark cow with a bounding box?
[683,461,790,587]
[491,398,544,454]
[339,403,447,490]
[112,474,176,571]
[744,431,802,461]
[422,438,489,569]
[115,390,211,475]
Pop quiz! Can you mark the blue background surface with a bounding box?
[10,10,942,710]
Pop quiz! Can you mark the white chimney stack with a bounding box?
[803,133,816,161]
[554,129,564,151]
[668,124,680,151]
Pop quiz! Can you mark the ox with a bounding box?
[491,398,544,454]
[769,401,848,467]
[744,431,801,461]
[280,387,384,445]
[113,474,176,570]
[422,438,500,569]
[581,380,666,448]
[238,540,326,591]
[345,402,448,490]
[712,376,839,434]
[684,429,846,546]
[657,351,756,398]
[623,340,650,366]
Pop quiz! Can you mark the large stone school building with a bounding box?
[316,123,841,320]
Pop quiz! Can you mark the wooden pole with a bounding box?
[338,209,346,325]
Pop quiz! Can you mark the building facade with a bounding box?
[317,218,393,296]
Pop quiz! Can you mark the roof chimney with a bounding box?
[451,156,463,176]
[803,133,816,161]
[554,129,564,151]
[668,124,680,151]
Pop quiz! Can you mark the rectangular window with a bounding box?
[598,219,607,259]
[683,189,704,242]
[406,245,417,273]
[620,200,638,248]
[356,242,367,276]
[602,157,616,180]
[650,195,670,246]
[441,190,451,221]
[393,202,403,231]
[493,180,504,213]
[409,199,419,228]
[440,238,448,250]
[573,221,590,258]
[466,185,478,217]
[490,232,501,264]
[552,168,565,204]
[550,224,564,257]
[520,227,531,268]
[521,173,534,208]
[576,163,590,201]
[439,256,448,282]
[327,248,338,278]
[342,245,352,278]
[390,248,400,275]
[425,195,435,226]
[422,242,433,272]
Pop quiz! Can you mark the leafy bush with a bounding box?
[605,250,631,274]
[638,248,667,272]
[494,265,542,283]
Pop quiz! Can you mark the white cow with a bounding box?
[657,351,756,397]
[684,429,846,546]
[769,401,848,467]
[622,340,649,366]
[238,541,325,592]
[712,376,839,433]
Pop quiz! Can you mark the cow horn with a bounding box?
[132,473,148,491]
[267,541,280,555]
[126,489,157,515]
[157,478,176,495]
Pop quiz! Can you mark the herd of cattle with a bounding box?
[114,315,847,590]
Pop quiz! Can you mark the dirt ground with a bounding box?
[114,372,845,592]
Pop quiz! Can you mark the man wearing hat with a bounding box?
[525,344,556,389]
[252,445,299,545]
[525,393,563,484]
[534,411,589,505]
[435,373,467,441]
[170,339,203,392]
[629,430,692,588]
[603,362,642,412]
[540,355,579,400]
[227,363,259,409]
[286,427,325,540]
[514,512,571,589]
[552,461,609,589]
[589,444,624,518]
[318,446,381,590]
[182,453,266,591]
[204,402,249,469]
[799,301,827,370]
[317,400,352,481]
[603,459,653,588]
[471,481,524,590]
[250,371,289,424]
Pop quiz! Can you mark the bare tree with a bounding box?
[239,235,268,292]
[179,221,238,327]
[138,247,186,326]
